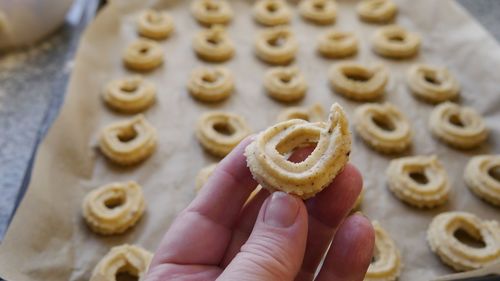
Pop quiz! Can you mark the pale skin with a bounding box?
[145,137,375,281]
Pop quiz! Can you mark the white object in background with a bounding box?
[0,0,75,49]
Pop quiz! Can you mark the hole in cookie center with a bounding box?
[146,13,161,24]
[268,36,287,47]
[453,228,486,249]
[104,196,124,209]
[370,245,380,264]
[138,47,149,54]
[202,73,219,83]
[371,115,395,132]
[117,127,138,143]
[121,83,139,93]
[205,2,220,11]
[448,114,465,128]
[314,2,325,10]
[280,75,293,84]
[409,171,428,185]
[388,35,405,43]
[329,33,346,41]
[266,3,279,13]
[115,265,139,281]
[423,73,441,85]
[213,122,235,136]
[488,166,500,182]
[276,131,320,163]
[207,37,220,45]
[345,71,373,82]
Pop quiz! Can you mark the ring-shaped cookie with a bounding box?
[123,39,163,71]
[82,182,145,235]
[465,155,500,206]
[277,103,325,123]
[364,221,402,281]
[372,25,420,59]
[137,9,174,40]
[188,66,234,102]
[427,211,500,271]
[253,0,291,26]
[354,103,412,153]
[191,0,233,25]
[386,155,450,208]
[299,0,337,25]
[407,64,460,103]
[193,25,234,62]
[429,102,488,149]
[245,103,351,199]
[357,0,397,23]
[264,67,307,102]
[317,30,358,58]
[90,244,153,281]
[99,115,157,165]
[329,62,388,101]
[196,112,251,157]
[255,26,298,65]
[102,76,156,113]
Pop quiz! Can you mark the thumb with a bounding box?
[217,192,308,281]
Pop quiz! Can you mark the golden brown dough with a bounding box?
[137,9,174,40]
[102,76,156,113]
[82,182,145,235]
[123,39,163,71]
[253,0,291,26]
[90,244,152,281]
[318,29,358,58]
[99,115,157,165]
[264,66,307,102]
[364,221,402,281]
[464,155,500,206]
[357,0,397,23]
[329,62,388,101]
[299,0,337,25]
[191,0,233,25]
[188,66,234,102]
[255,26,298,65]
[372,25,420,59]
[193,25,235,62]
[407,64,460,103]
[196,111,251,157]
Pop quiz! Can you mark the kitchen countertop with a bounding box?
[0,0,498,239]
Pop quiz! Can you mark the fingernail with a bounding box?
[264,192,299,228]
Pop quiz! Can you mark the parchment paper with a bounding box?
[0,0,499,280]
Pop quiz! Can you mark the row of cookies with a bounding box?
[191,0,398,27]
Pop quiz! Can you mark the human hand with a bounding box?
[145,137,375,281]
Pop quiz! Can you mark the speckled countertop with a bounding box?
[0,0,498,239]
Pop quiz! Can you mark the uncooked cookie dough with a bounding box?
[318,30,358,58]
[188,66,234,102]
[245,103,351,199]
[123,38,163,71]
[354,103,412,153]
[329,62,388,101]
[464,155,500,207]
[103,76,156,113]
[357,0,397,23]
[82,182,145,235]
[253,0,291,26]
[372,25,420,59]
[255,26,298,65]
[364,221,402,281]
[429,102,488,149]
[137,9,174,40]
[407,64,460,103]
[299,0,337,25]
[191,0,233,25]
[193,25,234,62]
[277,103,325,123]
[196,111,251,157]
[427,212,500,271]
[264,66,307,102]
[90,244,153,281]
[387,155,450,208]
[99,115,157,165]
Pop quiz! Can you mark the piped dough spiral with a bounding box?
[245,103,351,199]
[386,155,450,208]
[429,102,488,149]
[90,244,152,281]
[364,221,402,281]
[82,181,145,235]
[427,212,500,271]
[464,155,500,206]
